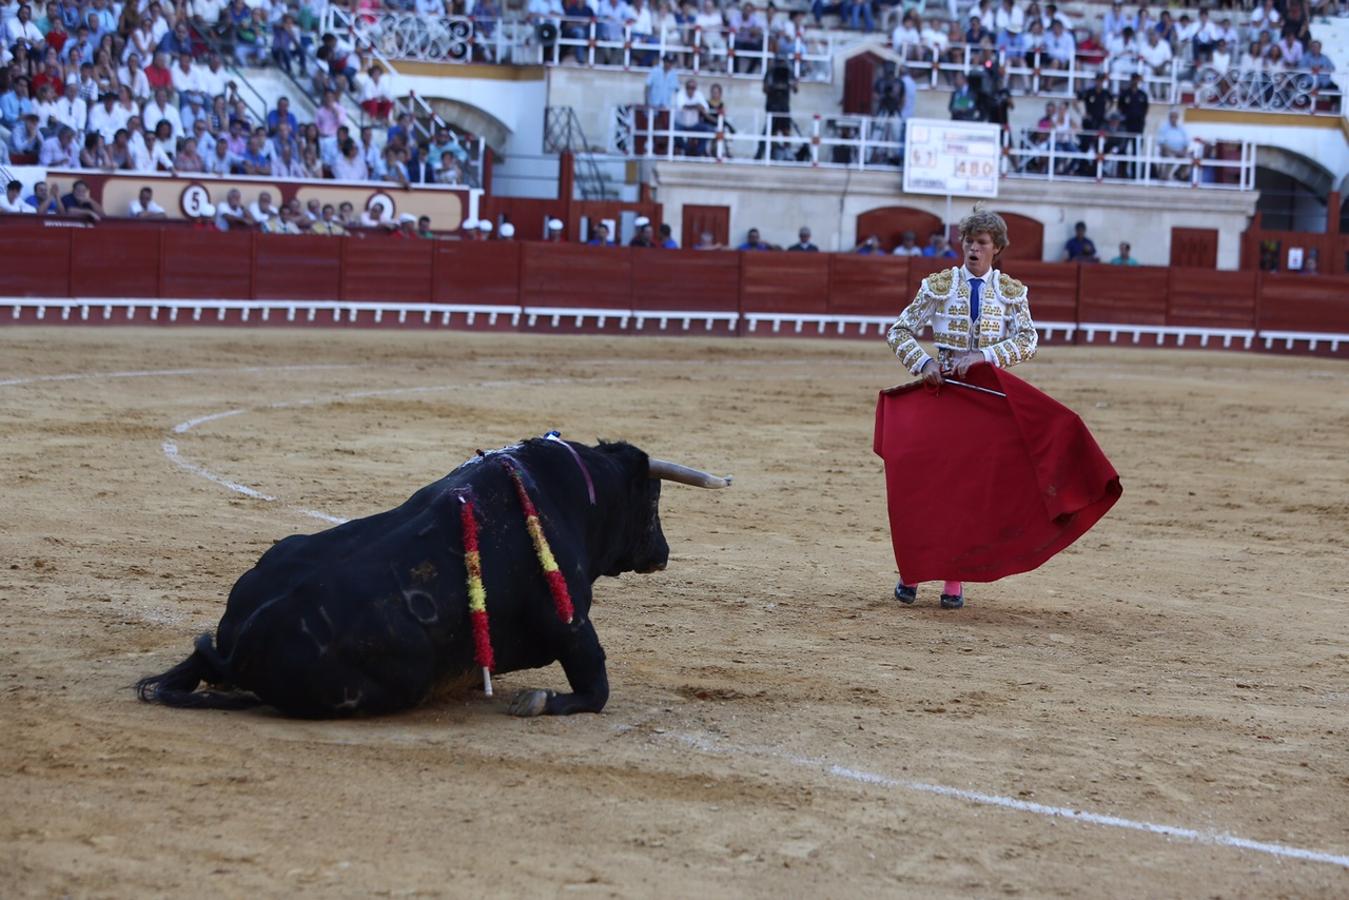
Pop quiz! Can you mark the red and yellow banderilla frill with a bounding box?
[501,458,575,625]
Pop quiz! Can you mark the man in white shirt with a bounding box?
[1275,33,1303,68]
[129,185,167,218]
[249,190,279,226]
[88,91,128,143]
[215,188,250,231]
[5,3,43,48]
[52,81,88,132]
[131,129,174,171]
[920,16,948,57]
[1155,109,1194,180]
[171,54,203,107]
[142,87,182,140]
[993,0,1024,49]
[39,126,79,166]
[1106,25,1139,77]
[197,54,228,100]
[672,77,711,156]
[33,83,62,136]
[1043,18,1074,70]
[191,0,227,27]
[1138,28,1172,93]
[1,178,35,213]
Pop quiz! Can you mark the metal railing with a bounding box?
[616,108,1255,188]
[1002,129,1256,190]
[895,44,1342,115]
[1191,66,1342,114]
[322,10,841,82]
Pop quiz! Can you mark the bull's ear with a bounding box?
[648,459,732,489]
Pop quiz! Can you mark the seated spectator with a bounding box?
[1138,30,1172,95]
[1,77,36,130]
[854,234,883,254]
[78,131,111,168]
[7,4,46,50]
[546,218,565,241]
[312,203,348,235]
[88,91,125,144]
[1250,0,1280,33]
[248,190,278,226]
[629,217,655,247]
[1304,41,1336,90]
[267,96,298,135]
[673,78,712,156]
[357,63,394,122]
[337,201,358,228]
[1274,32,1303,69]
[273,141,306,178]
[214,188,249,230]
[891,230,922,255]
[587,221,614,245]
[300,144,323,179]
[52,80,86,132]
[25,180,66,214]
[922,232,958,257]
[204,135,234,174]
[892,11,920,59]
[171,54,203,108]
[239,133,271,175]
[145,51,173,94]
[657,222,678,248]
[693,230,722,249]
[1,179,35,214]
[9,112,44,158]
[60,178,103,221]
[1064,220,1098,262]
[105,127,133,169]
[158,20,193,58]
[694,0,727,66]
[1043,18,1074,76]
[738,227,775,250]
[38,125,78,166]
[332,137,368,180]
[142,86,181,140]
[1210,39,1233,72]
[1155,109,1198,180]
[787,226,817,251]
[1109,241,1138,265]
[175,136,206,172]
[418,216,435,239]
[129,185,167,218]
[993,0,1024,52]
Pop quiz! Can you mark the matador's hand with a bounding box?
[952,352,984,377]
[920,359,943,386]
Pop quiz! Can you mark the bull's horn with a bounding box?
[648,459,733,489]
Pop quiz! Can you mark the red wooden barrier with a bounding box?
[4,228,71,297]
[739,252,830,313]
[1078,264,1169,325]
[2,221,1347,356]
[904,256,949,301]
[341,237,433,303]
[71,228,160,298]
[254,234,343,301]
[1166,268,1258,330]
[161,229,252,299]
[519,242,632,310]
[631,249,741,312]
[433,241,522,308]
[1257,273,1349,334]
[827,255,908,315]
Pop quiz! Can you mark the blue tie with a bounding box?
[969,277,983,324]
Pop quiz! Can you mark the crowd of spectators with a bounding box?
[0,0,483,182]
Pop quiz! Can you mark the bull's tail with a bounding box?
[135,632,263,710]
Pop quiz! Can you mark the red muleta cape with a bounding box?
[873,366,1122,584]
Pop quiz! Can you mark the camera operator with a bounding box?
[873,62,905,118]
[871,61,906,164]
[757,48,799,159]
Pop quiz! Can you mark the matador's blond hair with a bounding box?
[958,208,1010,251]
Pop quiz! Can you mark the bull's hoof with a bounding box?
[508,689,553,718]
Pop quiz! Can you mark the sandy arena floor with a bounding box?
[1,329,1347,897]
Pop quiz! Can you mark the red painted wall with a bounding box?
[4,221,1349,354]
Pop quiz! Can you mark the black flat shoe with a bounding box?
[940,593,964,610]
[894,582,917,604]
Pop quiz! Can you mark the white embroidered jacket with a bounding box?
[886,266,1038,374]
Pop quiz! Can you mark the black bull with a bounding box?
[136,439,727,718]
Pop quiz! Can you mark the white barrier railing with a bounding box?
[1002,129,1256,190]
[616,108,1255,188]
[322,10,840,81]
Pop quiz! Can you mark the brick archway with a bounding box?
[855,207,944,253]
[995,212,1045,262]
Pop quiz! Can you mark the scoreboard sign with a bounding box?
[902,119,1001,199]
